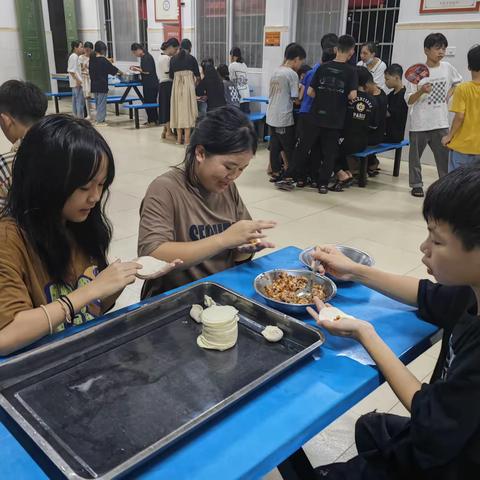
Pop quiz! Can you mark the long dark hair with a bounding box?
[70,40,82,54]
[5,115,115,282]
[179,106,257,186]
[178,38,192,60]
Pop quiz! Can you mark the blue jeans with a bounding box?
[95,92,108,123]
[72,86,85,118]
[448,150,480,172]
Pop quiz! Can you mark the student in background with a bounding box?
[357,41,388,92]
[229,47,250,113]
[290,33,338,189]
[158,38,180,140]
[307,35,358,194]
[406,32,462,197]
[79,41,93,120]
[68,40,85,118]
[0,115,179,355]
[89,41,121,127]
[295,64,312,107]
[384,63,408,143]
[0,80,47,207]
[217,64,241,108]
[365,71,388,176]
[442,45,480,171]
[331,67,377,191]
[169,38,201,145]
[196,59,226,112]
[266,43,306,184]
[131,43,159,126]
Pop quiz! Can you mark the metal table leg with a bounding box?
[359,157,368,187]
[128,101,133,119]
[393,148,402,177]
[134,109,140,129]
[54,96,59,113]
[133,85,144,101]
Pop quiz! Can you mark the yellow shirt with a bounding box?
[448,81,480,154]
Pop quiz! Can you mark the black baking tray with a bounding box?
[0,282,324,479]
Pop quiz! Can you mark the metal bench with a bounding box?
[352,140,410,187]
[45,92,73,113]
[248,112,267,140]
[91,96,142,118]
[122,103,160,129]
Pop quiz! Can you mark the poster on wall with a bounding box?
[420,0,480,13]
[155,0,180,22]
[265,31,281,47]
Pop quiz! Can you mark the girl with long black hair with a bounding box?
[0,115,176,355]
[169,38,201,145]
[138,106,276,299]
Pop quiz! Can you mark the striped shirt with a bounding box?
[0,139,20,208]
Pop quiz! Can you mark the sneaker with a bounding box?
[95,122,108,127]
[275,180,295,191]
[411,187,424,198]
[318,185,329,194]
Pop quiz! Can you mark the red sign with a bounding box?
[163,23,182,42]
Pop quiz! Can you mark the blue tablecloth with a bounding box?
[0,247,437,479]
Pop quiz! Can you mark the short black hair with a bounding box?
[321,33,338,50]
[131,42,144,52]
[298,64,312,77]
[94,41,107,55]
[0,80,47,125]
[468,45,480,72]
[385,63,403,78]
[84,41,93,50]
[322,48,336,63]
[424,33,448,49]
[285,43,306,61]
[357,66,374,87]
[361,41,378,55]
[337,35,356,53]
[217,64,229,80]
[423,166,480,250]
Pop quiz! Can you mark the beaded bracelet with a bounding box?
[39,305,53,335]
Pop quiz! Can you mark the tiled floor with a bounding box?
[1,104,441,478]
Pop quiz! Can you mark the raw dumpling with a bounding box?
[135,256,170,279]
[190,304,204,323]
[261,325,284,342]
[318,306,354,322]
[204,295,217,307]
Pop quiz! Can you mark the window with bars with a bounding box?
[346,0,401,66]
[196,0,228,65]
[295,0,343,66]
[232,0,265,68]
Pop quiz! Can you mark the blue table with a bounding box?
[0,247,437,479]
[244,96,269,104]
[110,81,144,103]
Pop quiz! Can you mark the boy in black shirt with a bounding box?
[331,67,377,191]
[384,63,408,143]
[131,43,159,125]
[310,166,480,479]
[307,35,358,194]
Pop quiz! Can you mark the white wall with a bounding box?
[75,0,102,43]
[41,0,57,92]
[0,0,25,84]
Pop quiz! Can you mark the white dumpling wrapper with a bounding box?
[318,306,354,322]
[201,305,238,325]
[134,256,170,279]
[190,304,204,323]
[262,325,284,342]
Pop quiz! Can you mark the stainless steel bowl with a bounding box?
[254,269,337,315]
[299,245,375,271]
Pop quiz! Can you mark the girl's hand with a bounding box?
[90,259,140,299]
[311,245,359,281]
[220,220,276,250]
[236,240,275,255]
[306,297,373,340]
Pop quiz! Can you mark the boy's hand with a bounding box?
[307,297,373,340]
[441,133,453,146]
[311,245,359,281]
[419,82,432,94]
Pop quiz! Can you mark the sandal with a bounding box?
[269,173,282,183]
[296,180,307,188]
[328,181,345,192]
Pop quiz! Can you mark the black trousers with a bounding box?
[269,125,296,174]
[143,83,159,123]
[290,117,340,185]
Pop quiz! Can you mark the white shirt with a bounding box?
[158,54,171,83]
[228,62,250,101]
[67,53,82,88]
[357,58,387,92]
[405,61,462,132]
